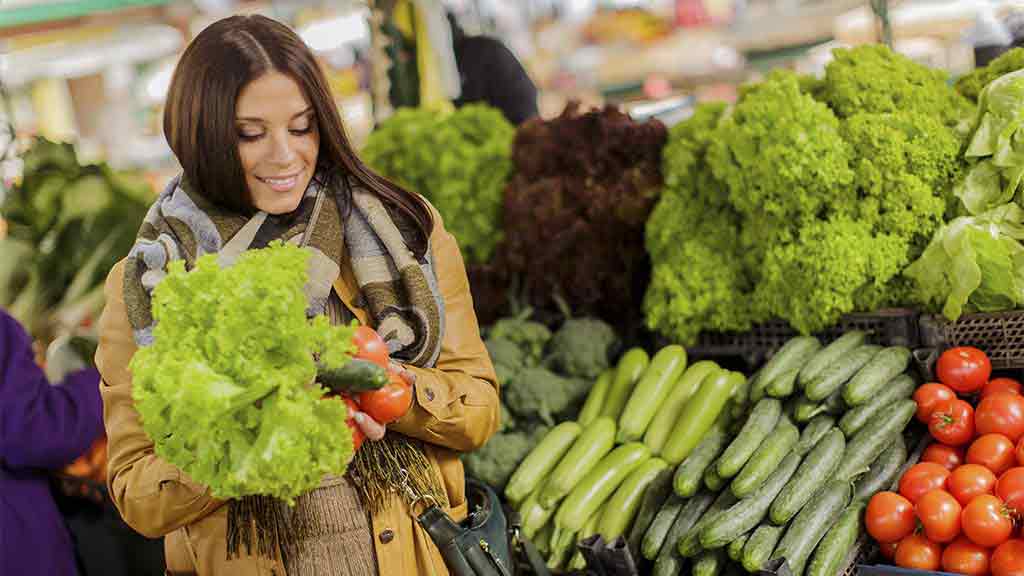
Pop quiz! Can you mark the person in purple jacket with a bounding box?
[0,308,104,576]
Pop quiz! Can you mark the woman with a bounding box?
[95,14,499,576]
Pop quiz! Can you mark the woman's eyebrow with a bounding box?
[236,107,314,123]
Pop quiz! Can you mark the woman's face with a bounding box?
[235,71,320,214]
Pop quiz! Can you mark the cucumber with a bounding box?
[839,374,915,437]
[793,415,836,456]
[619,346,689,443]
[798,331,867,389]
[519,489,555,538]
[843,346,911,407]
[853,436,908,502]
[770,429,845,525]
[729,532,752,562]
[732,368,754,409]
[662,369,740,465]
[743,523,786,573]
[731,417,800,498]
[804,345,882,402]
[705,458,726,491]
[652,490,716,574]
[645,361,719,454]
[717,398,783,479]
[833,399,916,483]
[674,411,732,497]
[679,490,740,557]
[578,369,614,426]
[766,367,800,398]
[506,421,582,504]
[771,480,851,576]
[554,442,651,533]
[750,371,768,404]
[598,458,669,540]
[600,348,650,421]
[822,387,846,416]
[694,549,726,576]
[318,358,388,393]
[628,469,674,555]
[760,337,822,389]
[805,501,866,576]
[793,395,826,424]
[642,494,686,560]
[701,452,802,549]
[540,417,616,508]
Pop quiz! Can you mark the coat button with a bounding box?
[425,387,435,401]
[379,529,394,544]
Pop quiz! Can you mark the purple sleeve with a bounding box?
[0,310,104,470]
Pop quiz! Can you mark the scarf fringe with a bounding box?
[349,435,449,514]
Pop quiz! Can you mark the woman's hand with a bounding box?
[352,409,386,441]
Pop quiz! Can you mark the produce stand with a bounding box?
[920,311,1024,371]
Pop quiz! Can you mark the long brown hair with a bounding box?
[163,14,433,255]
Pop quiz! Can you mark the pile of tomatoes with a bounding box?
[866,346,1024,575]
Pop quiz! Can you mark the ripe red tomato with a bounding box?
[357,375,412,424]
[992,540,1024,576]
[900,462,952,504]
[352,326,389,368]
[930,399,977,447]
[962,494,1014,548]
[984,378,1024,399]
[1017,437,1024,467]
[977,394,1024,443]
[943,536,991,576]
[997,468,1024,514]
[923,443,966,471]
[916,383,958,424]
[917,490,963,543]
[895,534,943,571]
[968,434,1018,475]
[949,464,998,506]
[867,491,918,543]
[879,540,900,561]
[937,347,992,394]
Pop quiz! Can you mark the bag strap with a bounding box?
[506,507,551,576]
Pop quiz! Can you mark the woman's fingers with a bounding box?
[353,411,386,441]
[390,361,417,388]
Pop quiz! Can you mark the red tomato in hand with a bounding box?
[895,534,943,571]
[943,536,991,576]
[992,540,1024,576]
[949,464,998,506]
[977,394,1024,443]
[968,434,1018,475]
[923,443,966,471]
[357,375,412,424]
[997,468,1024,513]
[916,383,958,424]
[917,490,963,543]
[931,399,977,447]
[900,462,952,504]
[962,494,1014,547]
[984,378,1024,399]
[938,347,992,394]
[352,326,389,368]
[867,491,918,543]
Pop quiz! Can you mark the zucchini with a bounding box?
[743,523,786,573]
[770,429,845,525]
[839,374,916,436]
[679,490,740,558]
[793,415,836,456]
[843,346,911,407]
[662,369,740,465]
[804,344,882,402]
[759,337,822,391]
[694,549,726,576]
[731,417,800,498]
[674,411,732,497]
[771,480,851,576]
[578,369,614,426]
[705,459,726,491]
[579,501,604,540]
[732,368,754,411]
[652,490,716,574]
[750,371,768,404]
[547,525,577,571]
[853,436,908,502]
[729,532,752,562]
[318,358,388,393]
[766,367,800,398]
[642,494,686,560]
[540,417,616,508]
[534,522,553,557]
[619,345,689,443]
[645,361,719,454]
[798,331,867,389]
[598,458,669,540]
[793,395,826,424]
[600,348,650,421]
[700,452,802,549]
[506,421,582,504]
[628,469,674,555]
[717,398,783,479]
[833,399,916,483]
[806,501,866,576]
[554,442,651,533]
[519,489,555,538]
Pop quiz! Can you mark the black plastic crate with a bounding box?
[920,310,1024,370]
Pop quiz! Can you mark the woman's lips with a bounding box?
[259,172,300,192]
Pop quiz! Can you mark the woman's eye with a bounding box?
[238,132,264,142]
[290,125,313,136]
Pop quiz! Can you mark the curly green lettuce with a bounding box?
[130,242,356,503]
[957,48,1024,102]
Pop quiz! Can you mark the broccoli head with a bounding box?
[545,317,617,379]
[499,402,516,433]
[485,336,525,387]
[505,367,591,425]
[462,426,549,491]
[487,311,552,366]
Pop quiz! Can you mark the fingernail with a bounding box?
[353,412,365,424]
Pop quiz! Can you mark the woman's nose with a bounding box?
[268,131,296,165]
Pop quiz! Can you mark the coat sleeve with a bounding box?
[0,311,104,470]
[388,204,501,452]
[95,261,225,538]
